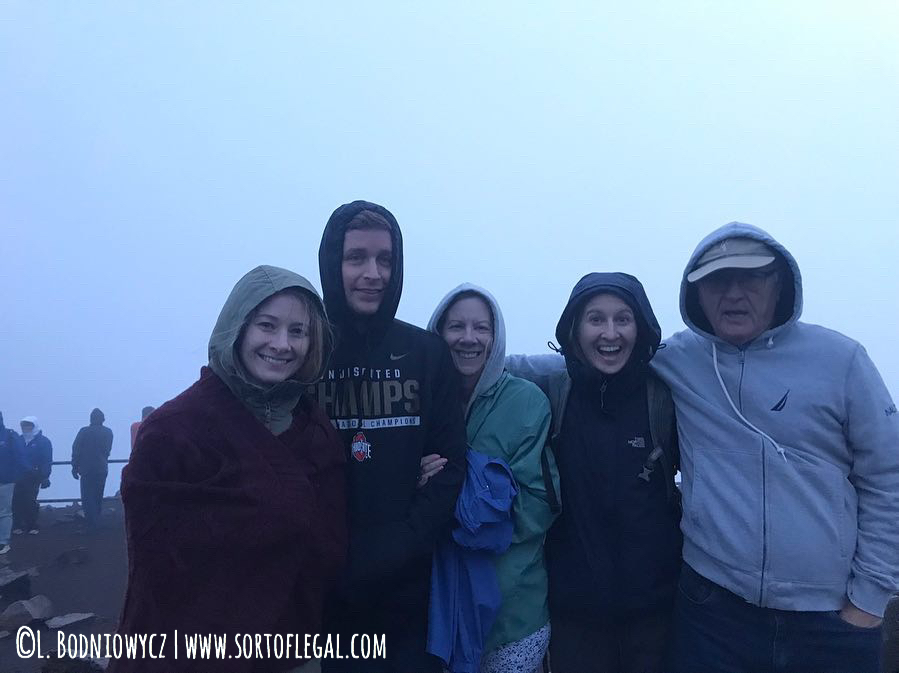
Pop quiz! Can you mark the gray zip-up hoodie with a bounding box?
[652,222,899,617]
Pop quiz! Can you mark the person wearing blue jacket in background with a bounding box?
[426,284,560,673]
[0,411,26,554]
[653,223,899,673]
[13,416,53,534]
[507,272,681,673]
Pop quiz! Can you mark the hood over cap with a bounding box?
[318,200,404,340]
[208,265,332,434]
[90,408,105,425]
[427,283,507,415]
[681,222,802,345]
[555,272,662,386]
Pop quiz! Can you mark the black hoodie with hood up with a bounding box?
[548,272,682,619]
[71,408,113,476]
[309,201,466,653]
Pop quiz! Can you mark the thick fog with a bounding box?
[2,2,897,502]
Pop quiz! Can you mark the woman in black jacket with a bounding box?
[507,272,682,673]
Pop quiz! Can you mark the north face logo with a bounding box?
[771,390,790,412]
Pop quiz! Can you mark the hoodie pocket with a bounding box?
[688,448,764,569]
[766,456,851,584]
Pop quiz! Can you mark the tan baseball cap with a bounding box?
[687,237,776,283]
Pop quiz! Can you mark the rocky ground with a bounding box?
[0,500,127,672]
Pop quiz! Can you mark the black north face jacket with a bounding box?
[310,201,466,613]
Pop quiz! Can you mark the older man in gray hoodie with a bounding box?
[652,222,899,673]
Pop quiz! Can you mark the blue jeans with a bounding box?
[670,563,881,673]
[0,482,14,544]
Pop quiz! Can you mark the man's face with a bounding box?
[697,266,782,346]
[20,422,34,434]
[341,228,393,316]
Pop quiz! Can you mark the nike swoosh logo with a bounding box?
[389,353,408,361]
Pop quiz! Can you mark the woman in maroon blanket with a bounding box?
[111,266,346,673]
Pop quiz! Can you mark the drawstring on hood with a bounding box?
[208,265,332,435]
[427,283,507,417]
[681,222,802,459]
[711,342,786,460]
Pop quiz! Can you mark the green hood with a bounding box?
[208,265,331,434]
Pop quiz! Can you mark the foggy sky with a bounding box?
[2,1,897,501]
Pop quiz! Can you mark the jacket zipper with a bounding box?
[600,380,608,409]
[739,347,769,605]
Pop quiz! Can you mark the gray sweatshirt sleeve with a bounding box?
[505,353,566,393]
[844,344,899,617]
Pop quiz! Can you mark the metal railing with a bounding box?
[37,458,129,504]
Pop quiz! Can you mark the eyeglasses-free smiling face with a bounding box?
[440,295,494,382]
[342,228,393,316]
[238,292,310,386]
[576,293,638,375]
[697,267,781,346]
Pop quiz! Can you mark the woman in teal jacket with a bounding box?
[427,283,561,673]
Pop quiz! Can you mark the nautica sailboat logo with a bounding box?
[771,390,790,412]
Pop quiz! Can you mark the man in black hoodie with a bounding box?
[311,201,466,673]
[71,408,113,530]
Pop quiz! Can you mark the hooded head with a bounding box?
[141,406,155,420]
[681,222,801,346]
[428,284,506,409]
[90,408,105,425]
[20,416,40,440]
[208,265,332,433]
[319,200,404,337]
[555,273,662,385]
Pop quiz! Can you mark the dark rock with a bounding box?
[55,547,90,567]
[0,568,32,601]
[0,594,54,629]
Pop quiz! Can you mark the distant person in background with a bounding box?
[12,416,53,535]
[129,405,155,450]
[71,408,113,530]
[112,265,345,673]
[0,411,26,554]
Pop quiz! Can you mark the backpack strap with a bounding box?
[541,440,561,514]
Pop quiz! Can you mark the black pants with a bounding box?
[80,471,107,528]
[550,609,672,673]
[322,569,441,673]
[12,474,41,531]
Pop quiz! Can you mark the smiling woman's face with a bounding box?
[576,293,638,375]
[440,295,494,381]
[238,292,310,386]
